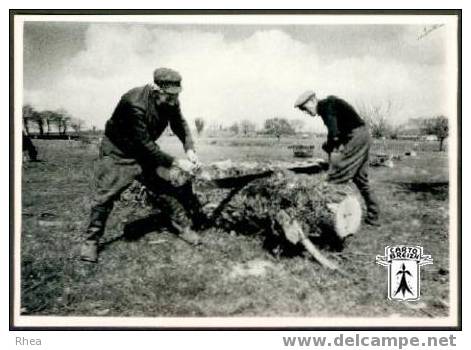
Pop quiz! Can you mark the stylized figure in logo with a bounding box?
[394,263,413,297]
[376,246,433,301]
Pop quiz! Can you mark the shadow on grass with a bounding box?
[100,213,173,251]
[394,181,449,201]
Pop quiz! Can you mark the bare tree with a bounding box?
[206,121,224,137]
[71,118,85,134]
[22,104,34,135]
[194,118,205,136]
[355,100,395,139]
[46,109,71,135]
[229,122,239,135]
[31,111,45,136]
[240,119,256,136]
[49,112,64,134]
[45,113,52,134]
[263,117,295,140]
[421,115,449,151]
[39,110,57,134]
[57,109,71,135]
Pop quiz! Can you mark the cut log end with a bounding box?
[333,195,362,239]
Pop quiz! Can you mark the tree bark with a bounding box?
[205,166,362,241]
[121,160,363,253]
[23,118,30,135]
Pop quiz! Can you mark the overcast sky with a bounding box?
[22,21,454,131]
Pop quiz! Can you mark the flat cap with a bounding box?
[294,90,316,108]
[153,67,182,94]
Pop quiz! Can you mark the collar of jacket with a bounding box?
[145,84,160,121]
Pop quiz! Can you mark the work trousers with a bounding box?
[328,126,380,219]
[85,136,183,241]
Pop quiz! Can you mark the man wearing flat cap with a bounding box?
[81,68,201,262]
[294,91,380,226]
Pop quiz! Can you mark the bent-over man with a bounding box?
[294,91,380,226]
[81,68,200,262]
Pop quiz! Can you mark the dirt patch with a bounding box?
[226,259,277,280]
[394,182,449,201]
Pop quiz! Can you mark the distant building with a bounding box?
[421,134,438,141]
[396,135,419,141]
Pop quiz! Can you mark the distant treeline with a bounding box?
[23,104,86,138]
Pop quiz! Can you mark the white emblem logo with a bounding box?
[376,245,433,301]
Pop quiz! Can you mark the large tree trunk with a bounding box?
[36,121,44,135]
[198,162,362,244]
[121,159,362,248]
[23,118,30,135]
[439,138,444,152]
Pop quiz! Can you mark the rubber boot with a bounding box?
[357,187,380,227]
[80,239,99,263]
[80,206,111,262]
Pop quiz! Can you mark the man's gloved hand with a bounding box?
[156,158,196,187]
[186,149,201,168]
[174,158,196,173]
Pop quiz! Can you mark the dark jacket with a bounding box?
[104,84,194,168]
[316,96,365,149]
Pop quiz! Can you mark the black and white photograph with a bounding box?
[11,11,460,329]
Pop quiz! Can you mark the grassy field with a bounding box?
[20,136,451,319]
